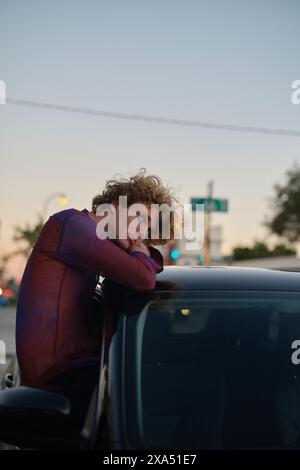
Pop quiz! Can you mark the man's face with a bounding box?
[114,202,154,249]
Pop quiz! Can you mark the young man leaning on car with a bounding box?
[16,170,176,425]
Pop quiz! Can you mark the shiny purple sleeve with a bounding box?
[54,213,163,291]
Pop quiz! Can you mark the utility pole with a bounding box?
[191,184,228,266]
[204,180,213,266]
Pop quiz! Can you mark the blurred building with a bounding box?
[163,225,223,266]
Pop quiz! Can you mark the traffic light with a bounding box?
[169,248,180,264]
[170,249,180,261]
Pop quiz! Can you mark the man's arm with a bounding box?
[148,245,164,273]
[54,213,163,291]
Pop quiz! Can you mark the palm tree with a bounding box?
[12,215,44,259]
[0,254,10,282]
[7,192,68,262]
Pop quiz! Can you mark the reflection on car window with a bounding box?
[126,292,300,450]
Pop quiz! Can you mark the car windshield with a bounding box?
[125,290,300,450]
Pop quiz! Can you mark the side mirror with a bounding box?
[0,386,83,449]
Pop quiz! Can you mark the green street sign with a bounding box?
[191,197,229,213]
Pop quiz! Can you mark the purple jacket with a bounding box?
[16,208,163,386]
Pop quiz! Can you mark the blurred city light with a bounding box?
[180,308,190,316]
[170,249,180,260]
[59,196,68,206]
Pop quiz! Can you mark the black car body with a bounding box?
[1,266,300,450]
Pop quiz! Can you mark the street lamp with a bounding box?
[42,192,69,220]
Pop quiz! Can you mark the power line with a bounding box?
[6,97,300,137]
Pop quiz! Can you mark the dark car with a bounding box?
[1,266,300,450]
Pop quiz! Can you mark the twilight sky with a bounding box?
[1,0,300,277]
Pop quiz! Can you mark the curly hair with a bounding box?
[92,169,179,245]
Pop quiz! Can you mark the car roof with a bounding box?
[155,266,300,292]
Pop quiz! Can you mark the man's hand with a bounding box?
[128,238,151,256]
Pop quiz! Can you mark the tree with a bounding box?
[11,215,44,259]
[233,241,296,261]
[0,254,10,282]
[266,164,300,243]
[0,263,5,281]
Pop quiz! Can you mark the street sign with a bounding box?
[191,197,229,213]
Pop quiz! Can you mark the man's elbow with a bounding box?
[135,274,157,291]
